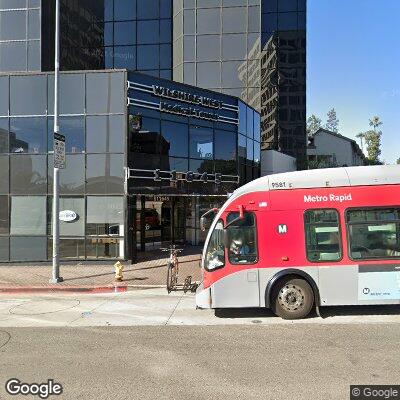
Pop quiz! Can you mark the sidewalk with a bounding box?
[0,247,202,292]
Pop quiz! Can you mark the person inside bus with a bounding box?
[229,237,253,263]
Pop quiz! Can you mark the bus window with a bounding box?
[347,208,400,260]
[305,209,342,262]
[227,212,258,264]
[204,220,225,271]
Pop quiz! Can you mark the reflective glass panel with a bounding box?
[0,41,26,72]
[215,130,236,160]
[48,74,85,115]
[196,62,220,88]
[189,126,213,159]
[161,120,188,157]
[28,9,40,39]
[10,237,47,261]
[197,35,220,61]
[137,20,159,44]
[10,117,46,154]
[222,34,246,61]
[86,154,124,194]
[197,8,221,34]
[48,116,84,153]
[137,0,159,19]
[48,154,85,195]
[10,75,46,116]
[137,45,160,70]
[113,46,136,69]
[0,156,8,193]
[86,196,124,235]
[11,196,46,235]
[86,72,125,114]
[0,118,8,153]
[115,21,136,45]
[0,196,8,234]
[0,237,8,261]
[10,155,47,194]
[222,7,246,33]
[0,10,26,40]
[0,76,8,116]
[114,0,136,20]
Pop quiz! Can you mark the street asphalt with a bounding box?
[0,324,399,400]
[0,290,399,399]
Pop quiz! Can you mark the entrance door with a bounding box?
[135,196,186,251]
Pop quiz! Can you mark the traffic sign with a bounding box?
[54,133,65,169]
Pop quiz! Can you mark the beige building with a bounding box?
[308,128,366,168]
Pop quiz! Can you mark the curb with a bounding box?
[0,285,129,294]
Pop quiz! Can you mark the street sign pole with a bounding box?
[50,0,63,283]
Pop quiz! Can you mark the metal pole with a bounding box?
[50,0,63,283]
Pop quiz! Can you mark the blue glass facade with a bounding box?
[127,72,260,197]
[42,0,173,79]
[0,69,260,261]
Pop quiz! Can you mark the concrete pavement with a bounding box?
[0,248,202,291]
[0,288,399,327]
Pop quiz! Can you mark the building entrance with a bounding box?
[135,196,186,252]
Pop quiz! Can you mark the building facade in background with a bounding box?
[172,0,306,167]
[307,128,366,168]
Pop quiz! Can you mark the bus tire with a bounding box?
[271,277,314,320]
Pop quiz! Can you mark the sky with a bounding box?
[307,0,400,164]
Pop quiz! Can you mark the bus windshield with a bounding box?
[204,220,225,271]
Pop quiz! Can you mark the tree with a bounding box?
[306,114,322,136]
[363,116,383,164]
[396,158,400,165]
[325,108,339,132]
[356,132,365,152]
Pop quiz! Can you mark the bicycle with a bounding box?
[161,245,183,293]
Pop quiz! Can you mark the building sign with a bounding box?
[127,81,239,125]
[54,133,65,169]
[152,85,223,109]
[160,101,219,121]
[59,210,77,222]
[126,168,239,185]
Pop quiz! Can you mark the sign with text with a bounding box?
[126,168,239,185]
[54,133,65,169]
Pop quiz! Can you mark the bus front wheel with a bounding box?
[271,277,314,320]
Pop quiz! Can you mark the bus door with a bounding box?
[210,208,260,308]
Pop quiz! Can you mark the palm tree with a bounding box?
[369,116,383,132]
[356,132,365,152]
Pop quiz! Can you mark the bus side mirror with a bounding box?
[200,216,210,232]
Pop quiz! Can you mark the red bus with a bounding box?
[196,165,400,319]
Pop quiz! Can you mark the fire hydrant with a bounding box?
[114,261,124,281]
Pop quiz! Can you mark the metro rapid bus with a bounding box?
[196,165,400,319]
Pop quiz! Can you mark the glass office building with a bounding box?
[0,0,305,167]
[172,0,306,167]
[0,70,260,262]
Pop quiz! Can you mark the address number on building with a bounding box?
[126,168,239,185]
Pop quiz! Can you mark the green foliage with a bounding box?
[306,114,322,136]
[397,158,400,165]
[325,108,339,132]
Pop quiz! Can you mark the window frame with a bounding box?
[204,218,225,272]
[346,206,400,261]
[227,211,259,265]
[304,208,343,263]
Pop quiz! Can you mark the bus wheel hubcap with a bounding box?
[278,285,304,311]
